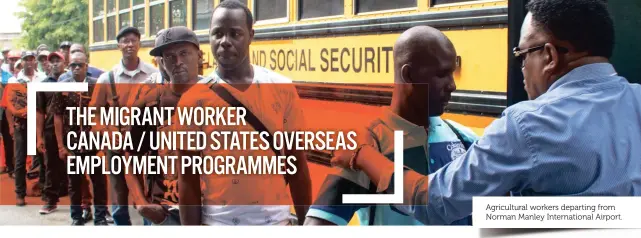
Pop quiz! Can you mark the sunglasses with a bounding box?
[513,44,569,68]
[69,63,86,68]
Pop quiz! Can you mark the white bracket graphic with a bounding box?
[342,130,404,204]
[28,82,89,155]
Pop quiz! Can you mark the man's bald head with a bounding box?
[70,43,86,54]
[394,26,455,83]
[70,52,87,62]
[392,26,458,117]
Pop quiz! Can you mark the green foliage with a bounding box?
[16,0,89,50]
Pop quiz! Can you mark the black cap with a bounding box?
[149,26,199,57]
[59,41,72,49]
[21,51,36,60]
[116,26,141,42]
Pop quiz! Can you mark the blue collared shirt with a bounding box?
[394,63,641,225]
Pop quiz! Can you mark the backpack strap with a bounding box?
[443,120,470,150]
[108,71,119,107]
[208,83,287,185]
[108,71,121,133]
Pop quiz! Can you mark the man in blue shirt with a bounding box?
[330,0,641,225]
[305,26,478,226]
[58,43,104,81]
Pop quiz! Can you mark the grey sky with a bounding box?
[0,0,23,33]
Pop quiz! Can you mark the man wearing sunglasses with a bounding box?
[58,43,104,82]
[329,0,641,225]
[53,52,109,225]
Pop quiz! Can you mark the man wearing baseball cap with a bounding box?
[59,41,72,65]
[36,51,67,214]
[124,26,209,226]
[6,51,47,206]
[1,48,10,72]
[89,26,157,225]
[37,50,51,76]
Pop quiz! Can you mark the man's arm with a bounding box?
[335,115,533,225]
[89,73,110,132]
[281,85,312,224]
[36,111,45,152]
[6,84,26,117]
[178,149,202,225]
[52,93,70,159]
[285,149,312,225]
[53,115,68,159]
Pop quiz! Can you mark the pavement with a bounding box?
[0,172,144,226]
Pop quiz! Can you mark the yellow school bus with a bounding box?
[89,0,509,225]
[89,0,508,134]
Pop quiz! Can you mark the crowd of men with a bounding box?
[0,0,639,227]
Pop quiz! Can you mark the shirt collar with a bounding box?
[381,108,421,135]
[116,58,153,76]
[17,70,44,82]
[547,63,617,93]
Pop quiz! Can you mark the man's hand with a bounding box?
[58,147,70,160]
[37,137,46,153]
[330,127,373,170]
[137,204,169,224]
[330,149,354,170]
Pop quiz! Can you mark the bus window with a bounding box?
[355,0,416,14]
[170,0,187,27]
[94,0,104,18]
[107,0,116,13]
[194,0,214,31]
[432,0,484,6]
[93,19,104,43]
[107,16,116,41]
[222,0,248,6]
[118,0,131,31]
[119,0,129,10]
[254,0,288,22]
[93,0,105,43]
[119,12,130,29]
[133,3,145,36]
[299,0,344,20]
[150,1,165,36]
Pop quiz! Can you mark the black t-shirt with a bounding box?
[36,77,58,131]
[128,83,182,206]
[51,77,97,152]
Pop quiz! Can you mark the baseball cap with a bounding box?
[37,44,49,52]
[2,47,10,53]
[38,50,51,59]
[22,51,36,60]
[47,51,65,61]
[7,50,22,59]
[116,26,141,42]
[149,26,200,57]
[59,41,72,49]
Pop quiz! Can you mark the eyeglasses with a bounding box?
[513,44,569,68]
[69,63,86,68]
